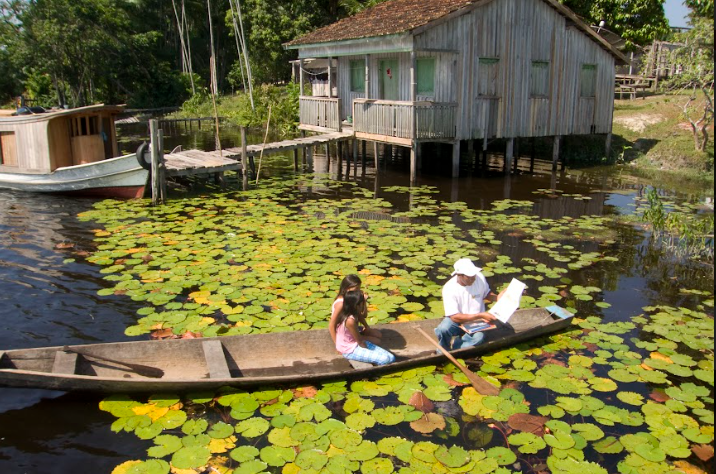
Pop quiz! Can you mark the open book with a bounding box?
[460,320,497,334]
[488,278,527,323]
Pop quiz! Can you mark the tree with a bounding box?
[684,0,714,18]
[560,0,670,50]
[665,16,714,152]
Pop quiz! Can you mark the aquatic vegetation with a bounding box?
[78,176,619,339]
[638,188,714,263]
[77,174,713,473]
[102,303,713,474]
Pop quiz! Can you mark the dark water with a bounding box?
[0,123,712,471]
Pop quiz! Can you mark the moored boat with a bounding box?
[0,104,148,198]
[0,307,573,393]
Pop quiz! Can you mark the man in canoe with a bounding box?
[435,258,505,351]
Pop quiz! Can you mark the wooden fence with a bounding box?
[299,97,341,131]
[352,99,457,141]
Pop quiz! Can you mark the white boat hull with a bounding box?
[0,154,148,199]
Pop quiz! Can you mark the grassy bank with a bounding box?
[612,93,714,180]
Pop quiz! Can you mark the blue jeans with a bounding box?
[435,317,485,351]
[344,341,395,365]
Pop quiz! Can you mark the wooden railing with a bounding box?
[299,97,341,131]
[352,99,457,142]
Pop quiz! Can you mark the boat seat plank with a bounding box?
[348,360,373,370]
[202,340,231,379]
[52,350,78,374]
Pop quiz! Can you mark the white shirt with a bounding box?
[442,274,491,317]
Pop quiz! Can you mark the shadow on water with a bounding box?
[0,121,712,470]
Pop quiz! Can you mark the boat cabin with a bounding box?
[0,105,123,174]
[285,0,627,177]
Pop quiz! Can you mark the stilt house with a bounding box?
[285,0,627,178]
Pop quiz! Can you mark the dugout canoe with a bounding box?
[0,306,573,393]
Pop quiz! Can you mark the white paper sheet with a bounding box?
[488,278,527,323]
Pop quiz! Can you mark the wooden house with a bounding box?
[285,0,627,180]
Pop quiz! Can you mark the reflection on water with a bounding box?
[0,121,712,470]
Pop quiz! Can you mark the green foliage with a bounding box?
[560,0,669,49]
[641,188,714,263]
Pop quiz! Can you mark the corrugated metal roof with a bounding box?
[285,0,476,47]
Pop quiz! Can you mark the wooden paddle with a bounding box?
[414,327,499,396]
[63,346,164,378]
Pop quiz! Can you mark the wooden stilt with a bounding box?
[513,138,519,174]
[452,140,460,177]
[373,142,379,169]
[482,136,488,170]
[605,132,612,160]
[552,136,561,172]
[505,138,514,175]
[530,137,535,173]
[353,140,358,176]
[293,149,299,171]
[410,141,417,184]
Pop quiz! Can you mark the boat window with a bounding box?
[71,115,100,137]
[417,58,435,96]
[530,61,550,98]
[350,60,365,93]
[0,132,18,166]
[477,57,500,98]
[580,64,597,98]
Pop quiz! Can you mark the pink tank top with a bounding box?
[335,316,358,354]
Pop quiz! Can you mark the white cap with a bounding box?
[451,258,482,277]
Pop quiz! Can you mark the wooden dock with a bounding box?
[163,128,354,177]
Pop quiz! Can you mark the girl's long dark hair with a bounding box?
[336,274,362,300]
[335,290,365,327]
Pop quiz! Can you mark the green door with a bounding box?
[380,59,400,101]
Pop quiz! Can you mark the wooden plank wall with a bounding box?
[337,52,456,120]
[0,120,52,172]
[413,0,615,140]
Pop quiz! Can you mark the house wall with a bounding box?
[336,52,458,119]
[413,0,615,140]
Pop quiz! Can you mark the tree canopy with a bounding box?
[560,0,669,50]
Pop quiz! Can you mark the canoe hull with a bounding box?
[0,154,148,199]
[0,308,573,393]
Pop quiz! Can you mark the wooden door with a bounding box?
[380,59,399,101]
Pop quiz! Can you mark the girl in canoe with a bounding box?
[328,274,381,346]
[333,290,395,365]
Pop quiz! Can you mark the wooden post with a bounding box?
[452,141,460,177]
[605,132,612,160]
[552,135,561,172]
[158,131,166,201]
[299,58,304,97]
[241,126,248,178]
[327,57,333,98]
[373,142,379,169]
[293,149,299,171]
[149,119,164,205]
[365,54,371,100]
[505,138,514,174]
[300,130,306,165]
[530,137,535,173]
[410,142,418,184]
[325,143,330,161]
[482,136,488,170]
[353,140,358,176]
[513,138,519,174]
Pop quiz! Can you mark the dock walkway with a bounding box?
[164,128,353,177]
